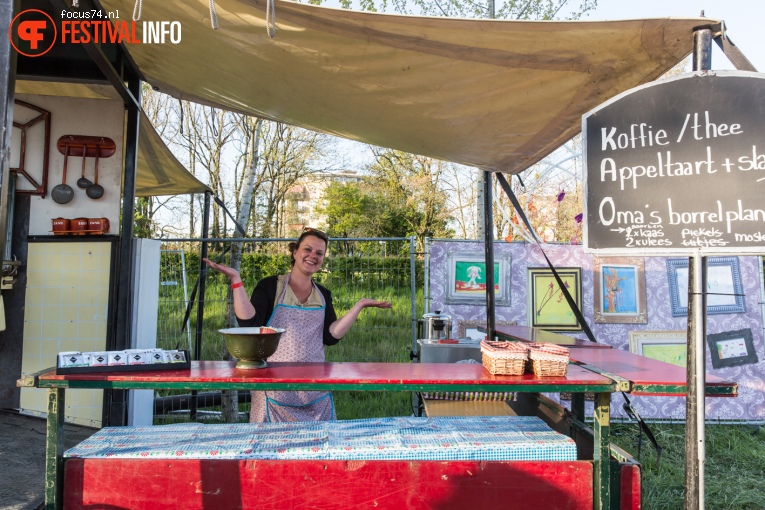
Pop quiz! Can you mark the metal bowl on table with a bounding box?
[218,327,285,369]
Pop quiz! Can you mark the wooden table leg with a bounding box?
[593,392,611,510]
[45,387,65,510]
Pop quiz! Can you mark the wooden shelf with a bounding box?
[50,230,108,236]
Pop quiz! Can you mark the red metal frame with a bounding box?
[11,100,51,197]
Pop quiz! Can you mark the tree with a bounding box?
[435,163,479,239]
[367,149,453,247]
[318,182,371,238]
[330,0,597,20]
[499,138,583,243]
[250,122,331,239]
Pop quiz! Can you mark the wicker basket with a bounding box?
[527,343,570,377]
[480,341,528,375]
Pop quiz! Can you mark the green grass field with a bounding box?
[611,422,765,510]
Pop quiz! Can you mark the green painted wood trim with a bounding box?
[36,380,617,393]
[631,383,738,396]
[593,392,612,510]
[45,388,64,510]
[571,393,585,422]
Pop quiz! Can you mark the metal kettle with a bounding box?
[418,310,453,340]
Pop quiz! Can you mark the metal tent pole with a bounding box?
[482,171,495,339]
[0,0,17,265]
[191,191,212,420]
[105,75,141,427]
[685,25,712,510]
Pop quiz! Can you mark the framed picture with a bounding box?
[457,320,517,340]
[667,257,746,317]
[629,330,687,367]
[445,251,512,305]
[707,328,759,369]
[593,257,647,324]
[527,267,582,331]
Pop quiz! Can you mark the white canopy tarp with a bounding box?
[99,0,715,173]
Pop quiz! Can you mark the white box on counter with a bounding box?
[107,351,128,366]
[58,352,91,368]
[89,352,110,367]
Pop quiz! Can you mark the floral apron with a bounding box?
[249,274,335,422]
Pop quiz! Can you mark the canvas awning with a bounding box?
[134,111,211,197]
[99,0,716,174]
[14,81,210,197]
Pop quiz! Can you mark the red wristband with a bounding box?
[231,282,244,289]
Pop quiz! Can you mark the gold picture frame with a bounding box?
[527,267,582,332]
[628,330,686,367]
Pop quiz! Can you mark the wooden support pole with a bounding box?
[593,392,611,510]
[45,388,65,510]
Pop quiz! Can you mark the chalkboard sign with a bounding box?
[583,72,765,254]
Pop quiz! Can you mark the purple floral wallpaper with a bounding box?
[429,241,765,421]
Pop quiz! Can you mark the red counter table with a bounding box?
[25,361,616,510]
[21,357,736,510]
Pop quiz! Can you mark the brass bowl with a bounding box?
[219,327,285,369]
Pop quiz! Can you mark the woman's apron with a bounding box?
[249,275,335,422]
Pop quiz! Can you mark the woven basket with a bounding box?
[480,341,528,375]
[527,343,570,377]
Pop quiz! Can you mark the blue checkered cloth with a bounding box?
[64,416,576,461]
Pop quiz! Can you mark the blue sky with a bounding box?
[588,0,763,72]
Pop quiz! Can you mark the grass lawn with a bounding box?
[611,422,765,510]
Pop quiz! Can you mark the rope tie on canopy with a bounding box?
[209,0,219,30]
[710,21,757,72]
[132,0,141,21]
[267,0,277,38]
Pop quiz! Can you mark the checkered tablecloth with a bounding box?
[64,416,576,462]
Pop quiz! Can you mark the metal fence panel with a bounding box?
[153,237,419,422]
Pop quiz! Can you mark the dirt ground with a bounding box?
[0,410,97,510]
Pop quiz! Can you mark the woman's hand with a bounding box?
[203,258,255,321]
[356,299,393,309]
[329,298,392,339]
[203,258,241,283]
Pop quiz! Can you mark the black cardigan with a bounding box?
[236,275,341,345]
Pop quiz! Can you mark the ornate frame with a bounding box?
[593,256,647,324]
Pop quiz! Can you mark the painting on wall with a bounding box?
[629,330,687,367]
[527,267,582,331]
[445,251,511,305]
[707,328,759,369]
[594,257,647,324]
[667,257,746,317]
